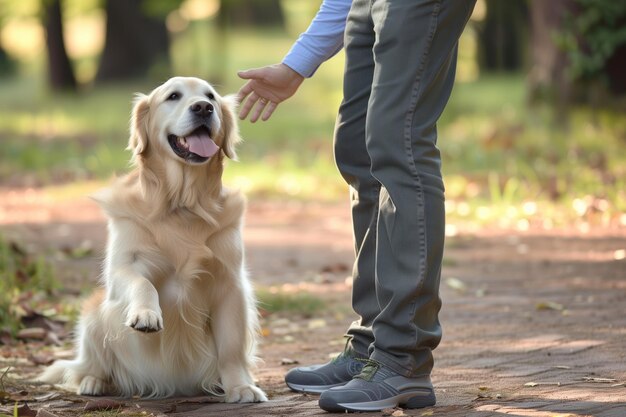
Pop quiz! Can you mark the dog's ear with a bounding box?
[220,94,242,160]
[128,93,150,157]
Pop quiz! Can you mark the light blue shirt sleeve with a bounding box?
[282,0,352,78]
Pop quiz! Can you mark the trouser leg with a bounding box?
[366,0,476,377]
[334,0,378,357]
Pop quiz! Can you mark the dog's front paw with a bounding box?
[78,375,109,396]
[126,308,163,333]
[225,384,268,403]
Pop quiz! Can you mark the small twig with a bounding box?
[0,366,11,392]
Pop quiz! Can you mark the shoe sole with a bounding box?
[286,381,348,394]
[319,389,436,412]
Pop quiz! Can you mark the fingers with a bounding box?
[237,81,253,103]
[262,101,278,121]
[249,96,268,123]
[237,66,280,121]
[237,82,278,123]
[238,84,256,120]
[238,89,276,122]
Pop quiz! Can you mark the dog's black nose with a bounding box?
[190,101,214,117]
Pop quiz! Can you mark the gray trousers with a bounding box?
[334,0,476,377]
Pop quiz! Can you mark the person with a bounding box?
[237,0,476,412]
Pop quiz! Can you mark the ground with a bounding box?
[0,187,625,417]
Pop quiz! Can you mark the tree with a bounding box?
[528,0,626,107]
[95,0,170,83]
[43,0,77,91]
[559,0,626,97]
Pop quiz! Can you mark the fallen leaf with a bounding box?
[581,377,617,383]
[35,409,60,417]
[320,263,349,274]
[524,381,561,387]
[280,358,299,365]
[44,332,62,346]
[536,301,564,311]
[17,403,37,417]
[421,411,434,416]
[392,410,406,417]
[0,330,12,346]
[381,409,396,416]
[29,354,55,366]
[17,328,47,340]
[34,392,61,401]
[84,399,123,412]
[445,277,467,292]
[308,319,327,329]
[478,386,490,391]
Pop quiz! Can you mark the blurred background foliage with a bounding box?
[0,0,624,229]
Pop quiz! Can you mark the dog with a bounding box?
[40,77,267,403]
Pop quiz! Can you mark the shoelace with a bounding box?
[354,359,381,381]
[331,338,362,364]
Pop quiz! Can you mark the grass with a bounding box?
[0,234,62,334]
[257,288,326,317]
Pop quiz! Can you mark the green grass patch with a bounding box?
[257,288,326,317]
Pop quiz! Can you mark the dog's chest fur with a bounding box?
[96,177,245,287]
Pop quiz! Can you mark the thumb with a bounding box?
[237,67,265,80]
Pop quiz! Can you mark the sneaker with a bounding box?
[318,360,436,412]
[285,341,367,394]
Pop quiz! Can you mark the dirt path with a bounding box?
[1,187,625,417]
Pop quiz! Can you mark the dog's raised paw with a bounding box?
[78,375,108,396]
[225,384,268,403]
[126,309,163,333]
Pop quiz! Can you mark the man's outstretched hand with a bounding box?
[237,63,304,122]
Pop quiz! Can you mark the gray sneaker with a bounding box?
[285,343,367,394]
[318,360,436,412]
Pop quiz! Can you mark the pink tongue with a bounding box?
[186,132,219,158]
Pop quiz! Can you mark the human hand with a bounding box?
[237,63,304,122]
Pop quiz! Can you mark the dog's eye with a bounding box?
[167,92,181,101]
[206,92,215,100]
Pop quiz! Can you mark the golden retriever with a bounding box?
[41,77,267,403]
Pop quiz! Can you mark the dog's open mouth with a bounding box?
[167,126,219,163]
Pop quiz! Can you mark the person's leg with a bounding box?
[284,0,377,392]
[320,0,475,411]
[365,0,475,378]
[333,0,379,358]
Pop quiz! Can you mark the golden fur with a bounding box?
[41,77,267,402]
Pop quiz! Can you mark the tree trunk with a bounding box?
[478,0,528,72]
[527,0,577,105]
[96,0,169,83]
[218,0,285,28]
[605,44,626,96]
[43,0,77,91]
[0,41,16,76]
